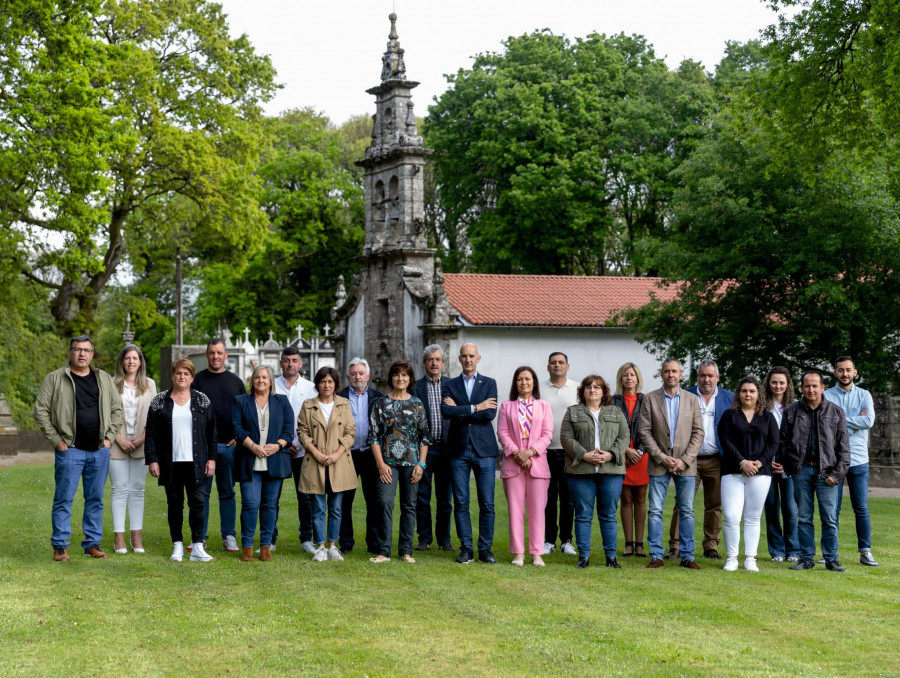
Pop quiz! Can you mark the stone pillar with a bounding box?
[0,392,18,456]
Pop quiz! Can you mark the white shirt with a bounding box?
[122,384,139,437]
[171,400,193,463]
[542,378,578,449]
[318,400,335,426]
[590,408,602,474]
[696,387,718,456]
[771,401,784,427]
[275,374,317,456]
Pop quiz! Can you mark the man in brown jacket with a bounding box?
[639,359,705,569]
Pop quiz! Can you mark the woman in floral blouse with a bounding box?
[367,360,431,563]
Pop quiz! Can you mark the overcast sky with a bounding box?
[216,0,782,125]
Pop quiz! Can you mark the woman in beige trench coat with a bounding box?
[297,366,356,562]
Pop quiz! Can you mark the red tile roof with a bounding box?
[443,274,679,327]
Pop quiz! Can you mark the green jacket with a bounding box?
[32,365,123,450]
[560,403,630,475]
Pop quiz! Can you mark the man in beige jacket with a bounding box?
[638,359,704,569]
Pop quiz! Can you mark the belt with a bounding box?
[804,459,818,467]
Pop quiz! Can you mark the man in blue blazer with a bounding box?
[440,343,499,564]
[411,344,455,552]
[668,360,734,560]
[337,358,384,554]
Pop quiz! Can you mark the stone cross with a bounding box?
[296,324,303,342]
[243,327,251,344]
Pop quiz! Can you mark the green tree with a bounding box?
[192,109,365,338]
[0,0,277,334]
[424,30,713,275]
[623,103,900,389]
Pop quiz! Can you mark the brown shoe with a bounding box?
[647,558,665,569]
[53,547,69,562]
[241,547,254,562]
[680,559,701,570]
[83,546,108,559]
[259,546,271,561]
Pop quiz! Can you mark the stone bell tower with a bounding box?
[332,13,456,389]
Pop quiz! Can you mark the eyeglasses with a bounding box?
[70,348,94,354]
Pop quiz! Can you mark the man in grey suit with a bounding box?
[639,359,705,569]
[412,344,455,552]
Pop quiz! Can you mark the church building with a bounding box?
[332,14,677,392]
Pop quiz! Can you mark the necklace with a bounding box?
[172,390,190,406]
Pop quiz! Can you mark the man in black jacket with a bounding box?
[337,357,384,554]
[778,371,850,572]
[411,344,455,552]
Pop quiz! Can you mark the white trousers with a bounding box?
[108,456,147,532]
[721,473,772,558]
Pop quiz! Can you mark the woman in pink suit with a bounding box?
[497,366,553,566]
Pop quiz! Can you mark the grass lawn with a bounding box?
[0,460,897,677]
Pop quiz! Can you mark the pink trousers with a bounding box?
[503,471,550,555]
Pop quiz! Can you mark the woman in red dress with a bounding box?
[612,362,648,557]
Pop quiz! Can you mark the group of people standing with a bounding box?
[33,336,879,573]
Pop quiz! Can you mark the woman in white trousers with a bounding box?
[716,376,779,572]
[109,344,156,553]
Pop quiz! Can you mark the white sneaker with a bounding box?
[223,535,239,552]
[723,557,739,572]
[255,544,276,554]
[543,542,556,555]
[170,542,184,562]
[301,541,317,554]
[561,541,577,556]
[312,546,328,562]
[190,542,214,562]
[327,546,344,561]
[744,556,759,572]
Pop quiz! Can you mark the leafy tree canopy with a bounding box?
[424,30,713,275]
[0,0,278,334]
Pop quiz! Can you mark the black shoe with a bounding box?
[438,543,457,552]
[605,556,621,569]
[414,542,431,551]
[663,547,680,560]
[679,559,701,570]
[825,560,846,572]
[789,559,815,570]
[339,544,353,555]
[704,549,722,560]
[478,550,497,564]
[576,557,590,569]
[456,548,474,564]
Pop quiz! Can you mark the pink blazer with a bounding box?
[497,399,553,479]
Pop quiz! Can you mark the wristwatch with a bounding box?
[417,461,427,470]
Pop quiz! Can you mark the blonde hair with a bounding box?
[250,364,276,396]
[114,344,151,395]
[615,362,644,395]
[171,358,196,378]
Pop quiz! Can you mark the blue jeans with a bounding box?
[52,446,110,549]
[648,473,696,561]
[310,491,343,545]
[764,475,799,558]
[837,462,872,552]
[203,443,236,540]
[239,471,284,548]
[793,464,840,563]
[568,473,624,559]
[450,445,496,553]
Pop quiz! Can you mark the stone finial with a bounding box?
[295,324,303,342]
[221,324,233,347]
[122,312,135,343]
[380,13,407,82]
[433,257,445,284]
[243,327,251,345]
[334,275,347,308]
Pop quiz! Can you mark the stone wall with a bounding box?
[870,394,900,488]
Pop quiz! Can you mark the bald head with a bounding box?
[458,343,481,377]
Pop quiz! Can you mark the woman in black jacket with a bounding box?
[145,358,218,562]
[716,375,779,573]
[611,362,647,557]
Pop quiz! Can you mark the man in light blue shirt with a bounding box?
[823,356,878,566]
